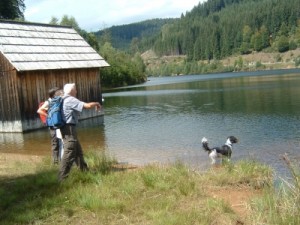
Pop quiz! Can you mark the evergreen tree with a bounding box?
[277,36,289,52]
[136,0,300,61]
[260,25,270,49]
[49,16,59,25]
[251,30,263,52]
[0,0,25,20]
[50,15,99,51]
[60,15,80,31]
[240,25,252,54]
[100,42,146,87]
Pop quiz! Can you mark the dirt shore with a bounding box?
[0,153,43,177]
[142,48,300,72]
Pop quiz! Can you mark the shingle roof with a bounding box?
[0,21,109,71]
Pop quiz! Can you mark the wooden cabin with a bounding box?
[0,20,109,132]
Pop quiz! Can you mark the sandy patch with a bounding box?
[206,186,261,224]
[0,153,44,177]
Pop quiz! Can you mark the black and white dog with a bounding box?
[201,136,238,164]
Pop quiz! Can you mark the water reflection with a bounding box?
[0,133,25,151]
[102,71,300,178]
[0,116,107,156]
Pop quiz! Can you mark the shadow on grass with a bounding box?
[0,156,278,225]
[0,167,62,224]
[0,152,136,224]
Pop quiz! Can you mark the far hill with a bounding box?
[148,0,300,61]
[95,18,177,51]
[96,0,299,62]
[95,0,300,78]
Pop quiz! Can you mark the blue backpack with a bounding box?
[46,96,65,128]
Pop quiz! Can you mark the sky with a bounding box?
[24,0,205,31]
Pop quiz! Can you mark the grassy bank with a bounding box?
[0,152,299,225]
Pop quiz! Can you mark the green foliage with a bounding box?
[234,57,244,71]
[240,42,252,54]
[80,31,100,52]
[51,0,300,80]
[255,61,266,70]
[0,0,25,20]
[295,25,300,45]
[199,160,272,189]
[100,42,146,88]
[95,19,176,52]
[146,59,232,77]
[59,15,80,30]
[48,15,146,88]
[49,16,59,25]
[242,25,252,43]
[289,40,297,50]
[251,31,263,52]
[49,15,100,51]
[278,22,290,37]
[295,56,300,67]
[249,155,300,225]
[129,0,300,61]
[85,151,117,175]
[275,53,282,62]
[277,36,290,52]
[240,25,253,54]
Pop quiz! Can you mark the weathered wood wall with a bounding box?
[0,63,103,132]
[0,53,22,132]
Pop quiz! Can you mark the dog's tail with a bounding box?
[201,137,211,152]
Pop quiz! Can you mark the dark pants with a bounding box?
[58,124,88,181]
[49,128,59,164]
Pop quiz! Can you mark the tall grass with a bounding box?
[0,153,275,225]
[198,160,273,189]
[248,154,300,225]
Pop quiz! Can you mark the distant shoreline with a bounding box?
[142,48,300,77]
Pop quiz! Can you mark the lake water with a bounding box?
[1,69,300,180]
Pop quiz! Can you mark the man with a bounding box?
[37,87,62,164]
[58,83,101,181]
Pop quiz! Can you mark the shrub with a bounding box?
[277,36,289,53]
[248,154,300,225]
[295,56,300,67]
[289,40,297,50]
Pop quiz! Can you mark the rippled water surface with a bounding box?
[2,69,300,179]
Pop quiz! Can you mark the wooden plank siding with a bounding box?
[15,68,103,132]
[0,53,22,132]
[0,65,103,132]
[0,21,108,132]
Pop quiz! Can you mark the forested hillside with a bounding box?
[94,0,300,77]
[148,0,300,61]
[95,19,176,52]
